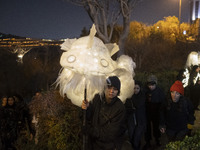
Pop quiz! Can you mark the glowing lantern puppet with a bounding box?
[56,24,136,107]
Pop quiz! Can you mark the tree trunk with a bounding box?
[118,16,130,56]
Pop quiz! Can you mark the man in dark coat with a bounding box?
[14,94,35,140]
[188,65,200,110]
[160,80,195,142]
[192,79,200,110]
[82,76,126,150]
[4,96,19,150]
[0,96,7,149]
[144,75,165,149]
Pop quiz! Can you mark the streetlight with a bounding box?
[179,0,182,23]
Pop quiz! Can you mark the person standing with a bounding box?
[82,76,126,150]
[192,78,200,110]
[143,75,165,149]
[188,65,200,110]
[4,96,19,150]
[159,80,195,142]
[125,81,146,150]
[0,96,7,149]
[14,94,35,141]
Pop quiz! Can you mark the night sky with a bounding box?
[0,0,190,40]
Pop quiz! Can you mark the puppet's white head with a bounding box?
[185,51,200,68]
[56,24,135,107]
[182,51,200,87]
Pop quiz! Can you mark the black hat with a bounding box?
[106,76,121,92]
[147,75,157,85]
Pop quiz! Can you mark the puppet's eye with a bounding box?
[67,55,76,63]
[100,59,108,67]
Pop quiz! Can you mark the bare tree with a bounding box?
[64,0,141,55]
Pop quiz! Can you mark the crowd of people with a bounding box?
[124,74,195,150]
[0,67,199,150]
[0,94,35,150]
[82,70,199,150]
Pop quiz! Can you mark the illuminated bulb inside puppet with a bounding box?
[94,58,98,63]
[93,52,98,56]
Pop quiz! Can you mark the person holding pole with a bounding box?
[82,76,126,150]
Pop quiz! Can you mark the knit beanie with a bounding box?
[170,80,184,95]
[106,76,121,92]
[147,75,157,85]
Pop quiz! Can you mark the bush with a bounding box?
[47,111,81,150]
[165,129,200,150]
[16,90,82,150]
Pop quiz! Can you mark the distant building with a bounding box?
[191,0,200,22]
[190,0,200,40]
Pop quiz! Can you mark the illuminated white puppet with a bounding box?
[56,24,136,107]
[182,51,200,87]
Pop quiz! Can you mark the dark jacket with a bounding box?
[145,86,165,103]
[86,94,126,150]
[125,90,146,127]
[3,104,19,141]
[124,90,146,149]
[16,101,35,135]
[145,86,165,118]
[0,106,6,134]
[160,96,195,131]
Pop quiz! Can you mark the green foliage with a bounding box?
[47,112,81,150]
[125,16,197,71]
[15,132,38,150]
[22,90,82,150]
[151,16,179,43]
[165,130,200,150]
[128,21,150,43]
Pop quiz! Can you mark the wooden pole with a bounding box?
[82,87,87,150]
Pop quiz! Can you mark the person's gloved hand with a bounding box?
[82,100,89,110]
[160,127,166,134]
[187,124,193,130]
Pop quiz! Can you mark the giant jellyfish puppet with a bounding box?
[56,24,136,107]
